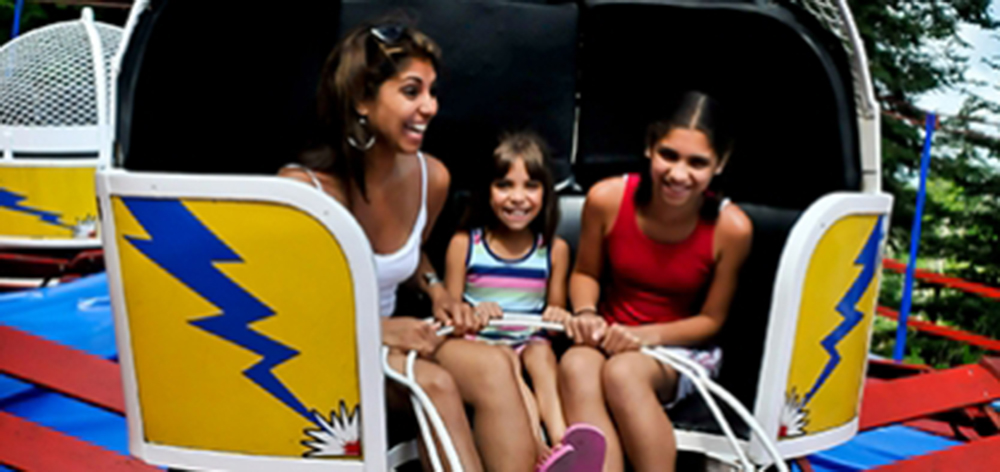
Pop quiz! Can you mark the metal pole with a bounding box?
[894,114,937,362]
[11,0,25,38]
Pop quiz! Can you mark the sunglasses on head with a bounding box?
[371,23,406,46]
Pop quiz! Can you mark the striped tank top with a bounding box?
[463,228,550,315]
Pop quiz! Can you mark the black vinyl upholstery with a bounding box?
[118,0,578,188]
[340,0,578,190]
[117,1,341,174]
[576,0,860,210]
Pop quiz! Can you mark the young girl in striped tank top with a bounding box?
[445,132,604,470]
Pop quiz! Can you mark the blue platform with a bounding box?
[0,273,129,459]
[795,424,961,471]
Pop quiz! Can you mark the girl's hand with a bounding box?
[432,292,478,336]
[565,314,607,347]
[465,301,500,333]
[475,301,504,320]
[382,317,443,357]
[541,306,571,324]
[599,325,649,355]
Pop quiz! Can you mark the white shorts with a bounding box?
[655,345,723,408]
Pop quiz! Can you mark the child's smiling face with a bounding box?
[490,157,544,232]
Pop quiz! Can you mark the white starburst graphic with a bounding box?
[779,389,809,438]
[71,215,98,238]
[303,401,361,457]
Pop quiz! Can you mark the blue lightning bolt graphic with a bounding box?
[122,197,313,421]
[0,187,68,228]
[804,216,884,405]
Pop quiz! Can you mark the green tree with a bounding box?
[849,0,1000,366]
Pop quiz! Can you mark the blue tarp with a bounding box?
[799,425,961,471]
[0,273,129,457]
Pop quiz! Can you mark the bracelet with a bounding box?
[422,271,442,286]
[573,307,598,316]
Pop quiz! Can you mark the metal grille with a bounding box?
[0,20,122,127]
[788,0,876,119]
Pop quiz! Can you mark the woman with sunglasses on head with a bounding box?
[558,92,752,472]
[281,22,537,472]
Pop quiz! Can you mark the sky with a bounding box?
[915,1,1000,136]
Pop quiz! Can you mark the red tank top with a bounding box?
[600,174,716,325]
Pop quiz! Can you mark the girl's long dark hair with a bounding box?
[635,91,733,220]
[302,19,441,202]
[461,131,560,246]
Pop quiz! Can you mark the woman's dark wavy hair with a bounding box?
[635,91,733,220]
[461,131,560,246]
[301,18,441,202]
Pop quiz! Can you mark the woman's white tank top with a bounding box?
[285,153,427,317]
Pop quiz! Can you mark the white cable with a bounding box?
[653,349,787,471]
[381,346,464,472]
[647,347,789,472]
[642,348,752,472]
[430,315,789,472]
[406,350,444,472]
[703,378,789,472]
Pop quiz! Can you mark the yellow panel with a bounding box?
[780,215,883,439]
[0,166,98,239]
[112,196,362,459]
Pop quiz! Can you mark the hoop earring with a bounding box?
[347,116,375,151]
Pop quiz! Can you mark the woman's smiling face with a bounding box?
[358,57,439,154]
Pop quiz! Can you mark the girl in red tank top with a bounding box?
[558,92,753,472]
[601,173,715,326]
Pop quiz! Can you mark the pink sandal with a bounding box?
[536,443,576,472]
[556,423,607,472]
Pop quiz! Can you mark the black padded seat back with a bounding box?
[118,1,341,174]
[118,0,577,183]
[672,202,801,437]
[716,203,801,406]
[575,0,860,210]
[554,194,586,269]
[340,0,578,191]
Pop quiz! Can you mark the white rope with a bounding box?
[645,347,789,472]
[381,346,464,472]
[434,315,789,471]
[406,350,444,472]
[641,347,753,472]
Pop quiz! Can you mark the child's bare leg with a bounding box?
[501,345,549,457]
[522,342,567,444]
[435,339,536,472]
[602,351,679,472]
[386,349,483,472]
[559,345,622,472]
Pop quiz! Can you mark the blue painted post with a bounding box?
[894,114,937,362]
[11,0,25,38]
